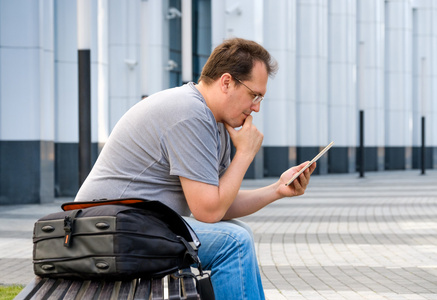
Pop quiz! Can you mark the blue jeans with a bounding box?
[184,217,265,300]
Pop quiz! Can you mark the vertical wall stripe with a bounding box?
[78,49,92,185]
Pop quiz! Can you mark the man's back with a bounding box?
[75,83,230,216]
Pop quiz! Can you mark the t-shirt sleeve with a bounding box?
[161,117,220,186]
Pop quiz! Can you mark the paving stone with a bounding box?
[1,170,437,300]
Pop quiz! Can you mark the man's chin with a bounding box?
[235,118,246,128]
[224,120,244,129]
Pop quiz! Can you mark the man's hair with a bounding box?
[198,38,278,85]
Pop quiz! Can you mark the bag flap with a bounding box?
[62,198,201,248]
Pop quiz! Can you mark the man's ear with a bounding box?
[220,73,232,92]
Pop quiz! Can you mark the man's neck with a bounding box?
[195,81,220,122]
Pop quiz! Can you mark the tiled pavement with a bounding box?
[1,170,437,299]
[241,170,437,299]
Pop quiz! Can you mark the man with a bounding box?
[75,38,316,299]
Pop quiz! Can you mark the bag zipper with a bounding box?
[33,253,181,264]
[34,230,182,243]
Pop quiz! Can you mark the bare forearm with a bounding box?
[180,151,256,223]
[222,182,281,220]
[217,152,254,214]
[222,162,317,220]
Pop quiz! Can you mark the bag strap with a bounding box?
[172,270,215,299]
[179,216,201,248]
[178,235,204,276]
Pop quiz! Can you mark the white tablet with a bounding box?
[285,141,334,186]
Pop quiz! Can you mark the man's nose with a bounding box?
[251,101,261,113]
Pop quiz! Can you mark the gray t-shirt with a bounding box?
[74,83,231,216]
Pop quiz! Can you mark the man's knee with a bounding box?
[184,217,255,255]
[222,221,255,254]
[225,220,255,243]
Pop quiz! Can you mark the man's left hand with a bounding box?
[278,161,316,197]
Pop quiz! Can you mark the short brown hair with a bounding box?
[198,38,278,85]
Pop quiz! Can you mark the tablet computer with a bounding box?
[285,141,334,186]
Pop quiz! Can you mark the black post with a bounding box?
[359,110,365,178]
[78,49,91,186]
[421,116,426,175]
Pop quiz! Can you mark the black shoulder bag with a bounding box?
[33,198,214,298]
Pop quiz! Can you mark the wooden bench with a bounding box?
[15,273,200,300]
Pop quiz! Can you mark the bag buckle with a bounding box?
[63,209,81,247]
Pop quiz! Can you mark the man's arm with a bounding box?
[180,115,316,222]
[222,162,316,220]
[180,150,252,223]
[180,116,262,223]
[181,160,316,222]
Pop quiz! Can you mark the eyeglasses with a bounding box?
[234,77,264,104]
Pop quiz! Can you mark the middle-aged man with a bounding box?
[75,37,316,299]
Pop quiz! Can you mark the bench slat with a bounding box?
[46,279,73,300]
[151,277,164,300]
[134,279,151,300]
[18,275,200,300]
[63,280,84,300]
[168,275,181,300]
[97,281,116,300]
[81,280,101,300]
[29,278,56,300]
[117,280,136,300]
[73,280,93,299]
[181,277,199,300]
[14,277,43,300]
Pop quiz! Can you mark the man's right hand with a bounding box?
[224,115,263,159]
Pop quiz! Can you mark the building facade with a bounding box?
[0,0,436,204]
